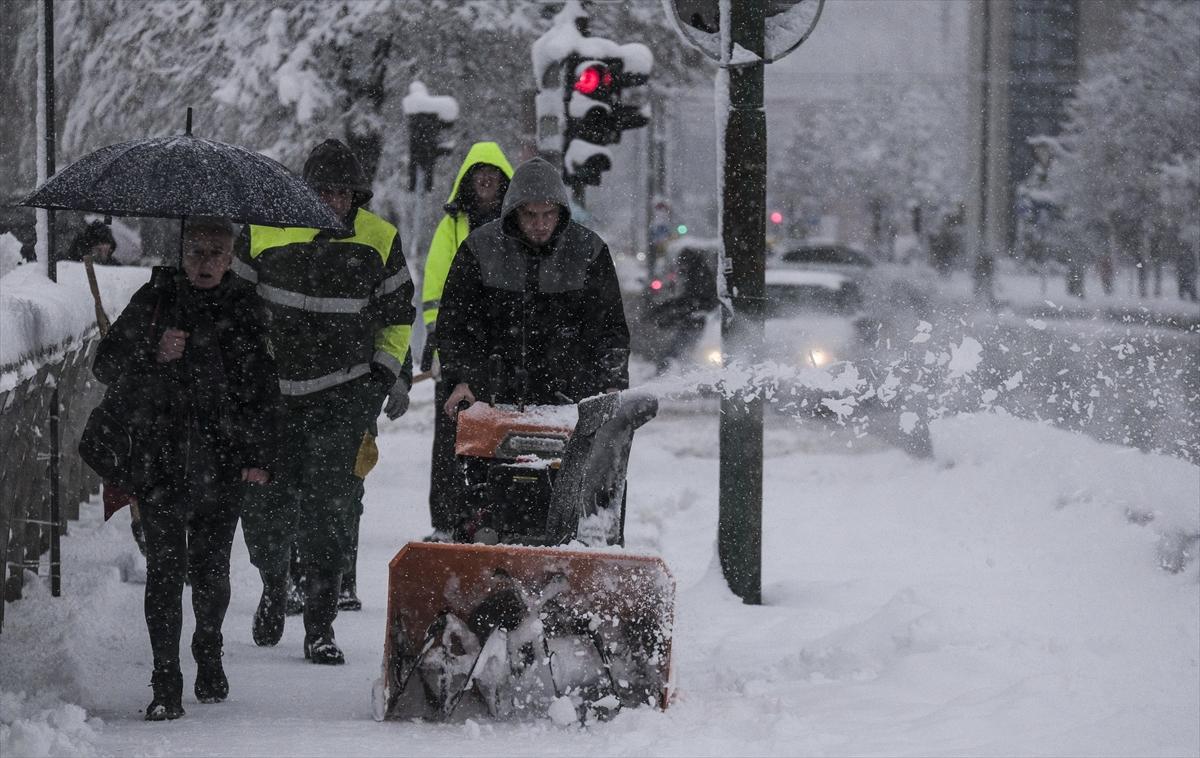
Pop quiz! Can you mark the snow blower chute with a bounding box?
[373,390,674,723]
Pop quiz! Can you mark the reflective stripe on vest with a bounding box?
[278,363,371,396]
[257,283,369,314]
[375,267,412,298]
[230,255,258,283]
[248,209,397,263]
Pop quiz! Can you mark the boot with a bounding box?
[303,571,345,664]
[338,510,362,611]
[192,635,228,703]
[145,664,185,721]
[304,632,346,665]
[252,571,286,647]
[337,567,361,612]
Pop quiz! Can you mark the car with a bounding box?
[692,267,861,371]
[772,241,876,271]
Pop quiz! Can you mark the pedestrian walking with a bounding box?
[420,141,513,540]
[233,139,415,665]
[84,216,280,720]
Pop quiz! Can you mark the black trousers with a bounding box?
[140,479,241,672]
[429,380,461,532]
[241,376,382,637]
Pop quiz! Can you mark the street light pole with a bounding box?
[719,0,767,605]
[39,0,62,599]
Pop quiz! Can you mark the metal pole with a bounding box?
[718,0,766,604]
[43,0,62,598]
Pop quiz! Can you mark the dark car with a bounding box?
[775,242,875,270]
[771,242,875,313]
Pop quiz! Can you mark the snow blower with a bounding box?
[373,390,675,724]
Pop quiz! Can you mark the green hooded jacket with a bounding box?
[421,142,513,370]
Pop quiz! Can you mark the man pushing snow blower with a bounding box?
[373,158,674,723]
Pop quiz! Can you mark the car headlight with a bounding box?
[706,349,724,365]
[806,348,832,367]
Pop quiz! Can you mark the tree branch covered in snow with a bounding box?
[48,0,707,193]
[1041,0,1200,262]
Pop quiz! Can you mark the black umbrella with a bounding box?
[22,122,341,232]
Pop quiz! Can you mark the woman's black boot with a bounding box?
[193,634,229,703]
[145,664,185,721]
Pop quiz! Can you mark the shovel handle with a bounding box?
[82,255,112,336]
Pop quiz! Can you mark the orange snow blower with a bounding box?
[374,390,675,724]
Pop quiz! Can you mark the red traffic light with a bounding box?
[575,65,613,95]
[769,211,783,225]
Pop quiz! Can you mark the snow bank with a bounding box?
[0,262,149,390]
[0,386,1196,755]
[0,690,101,758]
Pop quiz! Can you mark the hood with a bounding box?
[444,141,514,210]
[302,139,373,207]
[500,158,572,242]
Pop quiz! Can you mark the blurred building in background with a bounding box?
[967,0,1126,265]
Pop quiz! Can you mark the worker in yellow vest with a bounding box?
[233,139,414,665]
[419,141,513,540]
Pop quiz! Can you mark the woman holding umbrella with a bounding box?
[89,216,280,720]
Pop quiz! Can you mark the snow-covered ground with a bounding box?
[2,374,1197,757]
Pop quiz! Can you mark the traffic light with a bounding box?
[561,54,651,188]
[403,82,458,193]
[562,56,615,187]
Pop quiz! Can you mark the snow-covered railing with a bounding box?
[0,262,148,630]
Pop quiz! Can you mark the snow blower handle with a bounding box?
[514,366,529,413]
[488,354,503,407]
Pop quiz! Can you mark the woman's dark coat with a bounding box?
[87,267,280,497]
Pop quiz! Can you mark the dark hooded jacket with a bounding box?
[87,267,281,497]
[231,139,415,396]
[437,158,630,405]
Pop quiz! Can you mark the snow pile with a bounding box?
[0,691,101,758]
[0,232,25,280]
[531,2,654,84]
[0,262,149,388]
[0,379,1196,754]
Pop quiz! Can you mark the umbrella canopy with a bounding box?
[22,135,343,231]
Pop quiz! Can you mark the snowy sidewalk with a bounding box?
[2,380,1198,757]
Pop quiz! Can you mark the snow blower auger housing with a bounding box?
[373,390,675,723]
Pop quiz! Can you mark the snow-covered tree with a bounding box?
[1042,0,1200,277]
[771,77,966,256]
[49,0,706,204]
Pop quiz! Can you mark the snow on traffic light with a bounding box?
[532,3,653,193]
[402,81,458,193]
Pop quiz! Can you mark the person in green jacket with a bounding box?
[233,139,415,665]
[420,141,513,540]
